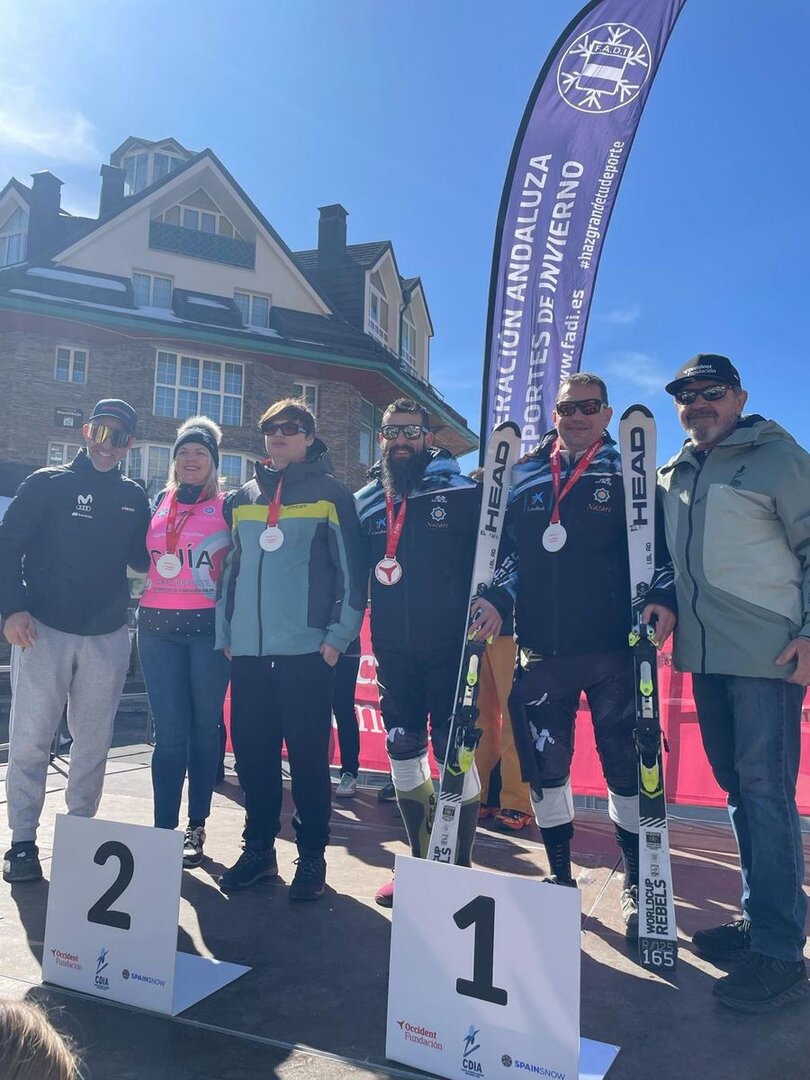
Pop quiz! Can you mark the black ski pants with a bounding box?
[509,649,638,797]
[230,652,335,853]
[333,652,361,776]
[374,645,459,763]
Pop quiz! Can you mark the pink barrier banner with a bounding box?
[336,613,810,814]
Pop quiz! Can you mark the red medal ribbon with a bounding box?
[164,491,201,555]
[266,476,284,528]
[384,492,407,560]
[548,437,603,525]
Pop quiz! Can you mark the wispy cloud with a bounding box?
[603,351,668,396]
[602,304,641,326]
[0,85,101,167]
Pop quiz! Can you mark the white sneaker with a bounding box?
[335,772,357,798]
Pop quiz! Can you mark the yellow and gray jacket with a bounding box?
[658,415,810,679]
[215,439,366,657]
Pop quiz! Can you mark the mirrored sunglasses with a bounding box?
[674,384,730,406]
[88,423,129,449]
[555,399,606,417]
[261,421,308,436]
[380,423,428,440]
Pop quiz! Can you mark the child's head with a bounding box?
[0,1000,81,1079]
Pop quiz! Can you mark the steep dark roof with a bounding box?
[292,242,391,328]
[0,264,135,307]
[36,149,334,312]
[0,178,31,205]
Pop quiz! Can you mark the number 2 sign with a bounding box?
[386,856,584,1080]
[42,815,249,1015]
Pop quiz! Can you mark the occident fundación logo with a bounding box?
[557,22,651,113]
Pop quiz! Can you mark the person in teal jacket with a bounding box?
[215,397,366,900]
[658,353,810,1013]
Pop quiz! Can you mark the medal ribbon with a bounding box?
[548,437,603,525]
[164,491,201,555]
[266,476,284,529]
[384,492,407,560]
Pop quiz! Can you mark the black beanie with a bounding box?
[173,426,219,468]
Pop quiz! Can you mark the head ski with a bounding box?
[428,420,520,865]
[619,405,678,972]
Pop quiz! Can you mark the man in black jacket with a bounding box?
[0,399,150,883]
[355,399,503,907]
[496,374,676,939]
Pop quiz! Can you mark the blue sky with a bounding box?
[1,0,807,464]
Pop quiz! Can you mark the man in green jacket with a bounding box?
[659,354,809,1013]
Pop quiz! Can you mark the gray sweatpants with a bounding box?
[6,621,131,844]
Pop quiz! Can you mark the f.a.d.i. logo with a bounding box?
[558,23,651,113]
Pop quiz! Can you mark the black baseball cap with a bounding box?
[88,398,137,436]
[665,354,742,396]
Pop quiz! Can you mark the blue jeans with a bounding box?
[692,673,806,961]
[138,628,230,830]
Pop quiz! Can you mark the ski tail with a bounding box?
[429,421,520,864]
[620,405,678,972]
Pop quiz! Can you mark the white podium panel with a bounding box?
[42,815,248,1015]
[386,856,619,1080]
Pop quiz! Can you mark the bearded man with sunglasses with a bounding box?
[659,354,810,1012]
[355,398,506,907]
[0,400,150,883]
[495,373,676,940]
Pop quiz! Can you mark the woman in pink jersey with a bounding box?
[138,417,231,866]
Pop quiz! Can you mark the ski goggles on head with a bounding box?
[554,398,606,417]
[261,420,308,436]
[673,384,730,406]
[380,423,428,441]
[87,423,130,449]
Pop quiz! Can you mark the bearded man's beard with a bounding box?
[381,446,430,496]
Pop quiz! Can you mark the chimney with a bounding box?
[317,204,348,268]
[99,164,126,217]
[27,171,63,260]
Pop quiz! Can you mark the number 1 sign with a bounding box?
[42,815,248,1015]
[386,856,619,1080]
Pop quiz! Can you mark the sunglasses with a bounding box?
[554,399,606,417]
[261,421,308,436]
[380,423,428,441]
[87,423,130,449]
[674,384,730,406]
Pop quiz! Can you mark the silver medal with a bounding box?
[542,523,567,553]
[259,526,284,552]
[156,553,182,579]
[374,557,403,585]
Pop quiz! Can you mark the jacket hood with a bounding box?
[660,415,795,474]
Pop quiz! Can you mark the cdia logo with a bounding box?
[95,947,110,990]
[462,1025,484,1075]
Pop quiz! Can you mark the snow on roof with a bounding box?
[186,296,230,308]
[27,267,128,291]
[7,290,281,336]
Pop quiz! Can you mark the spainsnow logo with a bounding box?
[122,968,166,988]
[557,23,651,113]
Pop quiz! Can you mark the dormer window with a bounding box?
[123,150,183,195]
[368,274,389,345]
[234,290,271,328]
[401,313,418,372]
[154,192,241,240]
[0,206,27,266]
